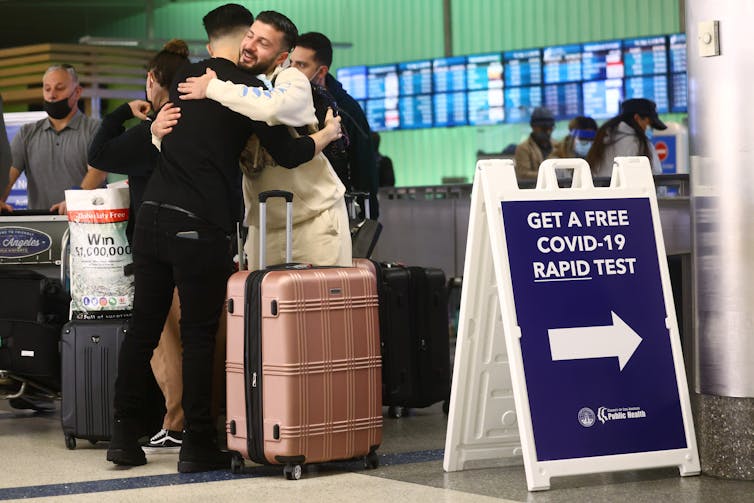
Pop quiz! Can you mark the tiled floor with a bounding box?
[1,400,752,502]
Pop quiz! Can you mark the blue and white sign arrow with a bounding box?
[548,311,642,371]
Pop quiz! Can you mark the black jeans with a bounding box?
[113,203,233,433]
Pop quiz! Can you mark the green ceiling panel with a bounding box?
[92,0,683,187]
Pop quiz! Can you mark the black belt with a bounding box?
[142,201,202,221]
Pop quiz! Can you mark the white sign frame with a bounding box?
[443,157,700,491]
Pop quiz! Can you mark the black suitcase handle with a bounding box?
[258,190,293,203]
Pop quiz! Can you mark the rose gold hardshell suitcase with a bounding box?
[226,190,382,479]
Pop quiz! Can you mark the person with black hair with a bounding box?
[372,131,395,187]
[291,31,380,218]
[586,98,667,177]
[88,39,191,453]
[106,3,341,473]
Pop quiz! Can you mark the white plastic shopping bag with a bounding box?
[65,188,133,317]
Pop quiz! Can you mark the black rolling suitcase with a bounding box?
[365,262,451,418]
[0,269,69,393]
[346,192,382,259]
[60,319,129,449]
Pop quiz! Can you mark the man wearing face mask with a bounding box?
[514,106,559,180]
[586,98,666,177]
[0,64,105,214]
[553,115,598,159]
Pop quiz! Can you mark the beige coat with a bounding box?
[514,136,560,181]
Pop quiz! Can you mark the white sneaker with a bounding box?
[143,428,182,452]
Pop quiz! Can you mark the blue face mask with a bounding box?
[645,127,654,140]
[573,139,592,158]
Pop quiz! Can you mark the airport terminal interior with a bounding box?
[1,0,753,501]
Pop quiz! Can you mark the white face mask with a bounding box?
[573,139,592,157]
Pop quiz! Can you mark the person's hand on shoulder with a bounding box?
[177,68,217,101]
[128,100,152,120]
[151,102,181,139]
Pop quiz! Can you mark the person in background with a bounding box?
[372,131,395,187]
[87,39,191,453]
[586,98,667,177]
[553,115,598,159]
[514,106,558,180]
[0,64,106,214]
[0,95,10,199]
[290,31,379,217]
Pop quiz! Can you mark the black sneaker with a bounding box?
[144,429,182,452]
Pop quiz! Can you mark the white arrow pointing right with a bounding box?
[548,311,642,371]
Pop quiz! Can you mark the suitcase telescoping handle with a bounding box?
[258,190,294,270]
[347,191,371,220]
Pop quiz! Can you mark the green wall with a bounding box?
[95,0,683,186]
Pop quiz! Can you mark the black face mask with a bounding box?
[43,93,75,120]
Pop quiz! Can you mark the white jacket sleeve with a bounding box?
[205,67,316,127]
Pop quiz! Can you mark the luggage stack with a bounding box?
[356,260,452,418]
[225,191,382,479]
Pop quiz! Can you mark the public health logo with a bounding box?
[577,407,596,427]
[597,405,648,424]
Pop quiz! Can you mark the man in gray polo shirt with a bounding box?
[0,64,105,214]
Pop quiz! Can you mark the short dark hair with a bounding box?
[296,32,333,68]
[255,11,298,52]
[202,3,254,41]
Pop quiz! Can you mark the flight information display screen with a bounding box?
[670,72,688,112]
[366,97,399,131]
[543,44,582,84]
[504,86,543,123]
[399,95,434,129]
[582,79,623,119]
[582,40,624,81]
[336,66,368,100]
[624,75,669,113]
[433,56,467,93]
[504,49,542,87]
[367,64,399,99]
[433,92,468,127]
[669,33,687,73]
[399,60,433,96]
[543,83,582,120]
[623,36,668,77]
[467,88,505,125]
[466,53,504,90]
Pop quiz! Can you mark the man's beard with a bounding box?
[239,54,276,75]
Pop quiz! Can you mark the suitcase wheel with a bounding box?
[64,434,76,450]
[230,453,245,475]
[387,406,409,419]
[363,451,379,470]
[283,463,302,480]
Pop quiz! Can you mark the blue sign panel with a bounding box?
[669,34,687,74]
[504,49,542,87]
[543,44,582,84]
[501,197,687,461]
[651,136,678,173]
[624,75,669,113]
[623,36,668,77]
[433,92,467,127]
[335,66,368,100]
[0,226,52,259]
[582,40,624,81]
[398,60,433,96]
[398,95,433,129]
[433,56,467,93]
